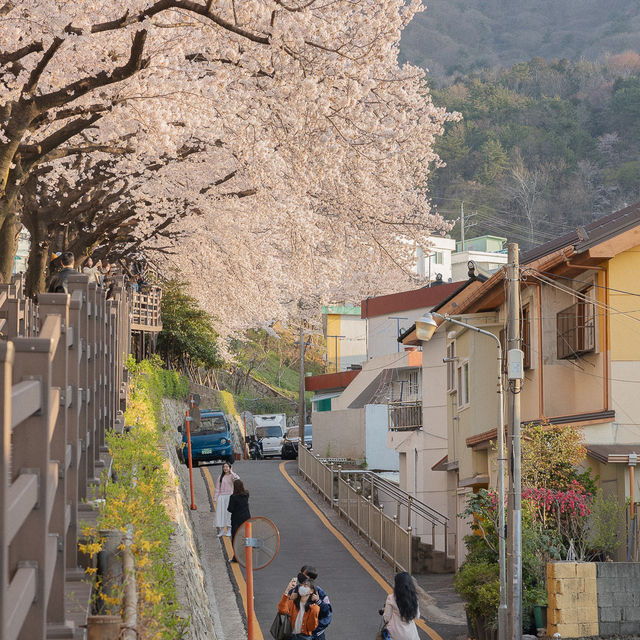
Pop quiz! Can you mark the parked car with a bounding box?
[281,424,312,459]
[178,410,234,466]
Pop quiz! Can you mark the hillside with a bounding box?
[401,0,640,79]
[428,56,640,247]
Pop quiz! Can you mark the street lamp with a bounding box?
[415,311,507,640]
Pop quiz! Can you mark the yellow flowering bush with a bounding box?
[82,356,188,638]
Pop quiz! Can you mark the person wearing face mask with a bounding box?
[287,566,332,639]
[279,576,319,639]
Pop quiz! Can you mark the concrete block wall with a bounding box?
[596,562,640,637]
[546,562,599,638]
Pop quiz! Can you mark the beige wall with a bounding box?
[311,407,365,460]
[388,329,449,541]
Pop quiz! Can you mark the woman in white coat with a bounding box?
[215,462,239,536]
[382,572,420,640]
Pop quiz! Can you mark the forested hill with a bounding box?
[401,0,640,79]
[429,57,640,249]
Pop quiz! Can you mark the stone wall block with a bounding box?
[547,562,577,580]
[575,562,596,579]
[599,606,623,623]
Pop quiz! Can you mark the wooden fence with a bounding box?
[0,273,131,640]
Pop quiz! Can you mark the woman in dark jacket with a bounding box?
[227,479,251,562]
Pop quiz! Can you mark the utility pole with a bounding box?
[460,201,465,251]
[299,326,306,430]
[506,243,522,640]
[388,317,408,352]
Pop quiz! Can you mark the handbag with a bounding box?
[376,620,390,640]
[270,612,293,640]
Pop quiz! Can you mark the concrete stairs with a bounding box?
[412,536,455,574]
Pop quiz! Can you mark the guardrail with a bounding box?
[0,273,130,640]
[299,446,454,574]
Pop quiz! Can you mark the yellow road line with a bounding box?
[201,466,264,640]
[278,461,444,640]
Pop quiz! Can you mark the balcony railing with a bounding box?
[557,300,595,359]
[388,400,422,431]
[131,285,163,332]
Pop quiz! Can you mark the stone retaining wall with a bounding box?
[596,562,640,637]
[546,561,640,638]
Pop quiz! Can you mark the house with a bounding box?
[451,235,507,281]
[308,280,474,480]
[402,202,640,564]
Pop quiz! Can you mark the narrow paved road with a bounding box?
[201,457,434,640]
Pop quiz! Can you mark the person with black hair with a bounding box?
[382,572,420,640]
[279,575,320,639]
[214,462,239,537]
[47,251,78,293]
[287,565,332,639]
[227,478,251,562]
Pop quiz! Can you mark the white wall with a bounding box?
[367,306,432,360]
[338,314,367,371]
[365,404,399,471]
[417,237,456,282]
[451,250,507,281]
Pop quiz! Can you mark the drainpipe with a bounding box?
[629,453,637,523]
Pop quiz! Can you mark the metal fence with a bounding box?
[0,273,131,640]
[299,446,452,574]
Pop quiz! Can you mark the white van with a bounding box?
[254,414,287,457]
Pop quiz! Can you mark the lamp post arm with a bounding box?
[431,312,501,350]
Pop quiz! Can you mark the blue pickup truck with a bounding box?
[178,409,234,466]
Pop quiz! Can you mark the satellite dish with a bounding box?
[232,517,280,570]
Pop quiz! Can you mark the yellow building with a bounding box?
[403,202,640,565]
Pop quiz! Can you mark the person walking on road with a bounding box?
[215,462,238,537]
[287,565,332,639]
[227,478,251,562]
[279,576,320,639]
[382,572,420,640]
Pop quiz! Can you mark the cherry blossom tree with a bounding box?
[1,0,456,332]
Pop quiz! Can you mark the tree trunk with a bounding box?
[25,238,50,297]
[0,214,21,282]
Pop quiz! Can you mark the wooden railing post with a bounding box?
[11,315,61,639]
[67,276,89,505]
[37,294,71,629]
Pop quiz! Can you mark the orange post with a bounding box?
[246,520,255,639]
[185,408,197,510]
[243,413,248,460]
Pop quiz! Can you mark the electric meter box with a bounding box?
[508,349,524,381]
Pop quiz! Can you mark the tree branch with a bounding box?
[0,41,44,66]
[24,37,64,95]
[35,30,149,112]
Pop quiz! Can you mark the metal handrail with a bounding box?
[341,469,448,526]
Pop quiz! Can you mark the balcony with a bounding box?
[388,400,422,431]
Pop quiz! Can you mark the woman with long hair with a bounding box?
[382,572,420,640]
[278,575,320,639]
[214,462,239,537]
[227,478,251,562]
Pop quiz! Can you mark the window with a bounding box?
[557,287,596,359]
[434,251,444,265]
[446,341,456,391]
[407,370,420,399]
[457,361,469,408]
